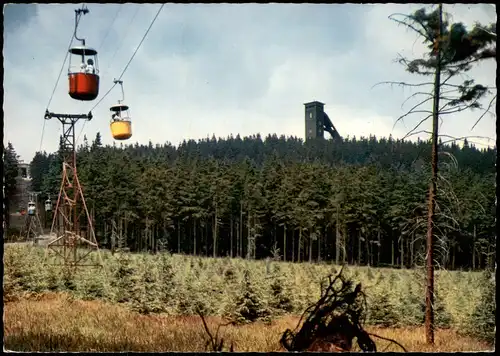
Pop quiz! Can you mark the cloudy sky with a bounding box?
[3,3,496,163]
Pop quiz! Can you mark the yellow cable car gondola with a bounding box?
[110,79,132,140]
[68,6,100,101]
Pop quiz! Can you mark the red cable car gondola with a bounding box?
[67,6,100,102]
[68,46,100,101]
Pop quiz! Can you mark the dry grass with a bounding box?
[3,293,493,352]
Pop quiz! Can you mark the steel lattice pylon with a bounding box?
[22,214,44,241]
[21,192,44,241]
[44,110,102,272]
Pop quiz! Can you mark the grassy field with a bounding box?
[4,292,492,352]
[3,244,495,352]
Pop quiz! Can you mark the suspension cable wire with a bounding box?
[91,3,165,112]
[116,5,165,82]
[45,34,76,111]
[98,5,123,49]
[38,120,47,154]
[76,4,165,144]
[105,5,141,74]
[39,15,82,153]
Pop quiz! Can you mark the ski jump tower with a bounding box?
[304,101,342,142]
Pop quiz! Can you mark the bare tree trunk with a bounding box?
[252,215,257,260]
[148,223,151,253]
[425,3,443,345]
[365,235,370,267]
[343,225,348,264]
[201,221,206,255]
[240,202,243,258]
[154,224,158,253]
[273,222,277,254]
[177,220,181,254]
[105,221,110,252]
[143,222,148,252]
[391,232,395,266]
[193,218,197,255]
[410,233,414,268]
[236,220,240,258]
[213,205,218,258]
[487,242,492,269]
[148,221,151,252]
[131,229,135,250]
[472,224,476,270]
[308,232,313,263]
[148,222,153,251]
[442,239,448,269]
[298,227,302,263]
[110,220,115,254]
[283,224,287,262]
[331,226,335,263]
[407,234,411,268]
[335,208,340,265]
[451,242,456,270]
[230,217,233,258]
[317,229,321,263]
[358,231,362,265]
[377,225,381,266]
[371,241,374,266]
[292,228,295,263]
[400,235,404,269]
[205,221,209,257]
[125,218,129,250]
[246,212,251,260]
[119,218,123,249]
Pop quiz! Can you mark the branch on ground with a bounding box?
[280,267,406,352]
[196,307,235,352]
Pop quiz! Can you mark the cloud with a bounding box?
[3,3,496,163]
[3,4,38,36]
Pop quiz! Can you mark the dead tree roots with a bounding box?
[197,267,406,352]
[280,267,406,352]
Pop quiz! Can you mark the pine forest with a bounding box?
[25,133,496,271]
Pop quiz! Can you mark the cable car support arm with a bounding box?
[74,5,89,46]
[113,79,125,103]
[44,110,93,164]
